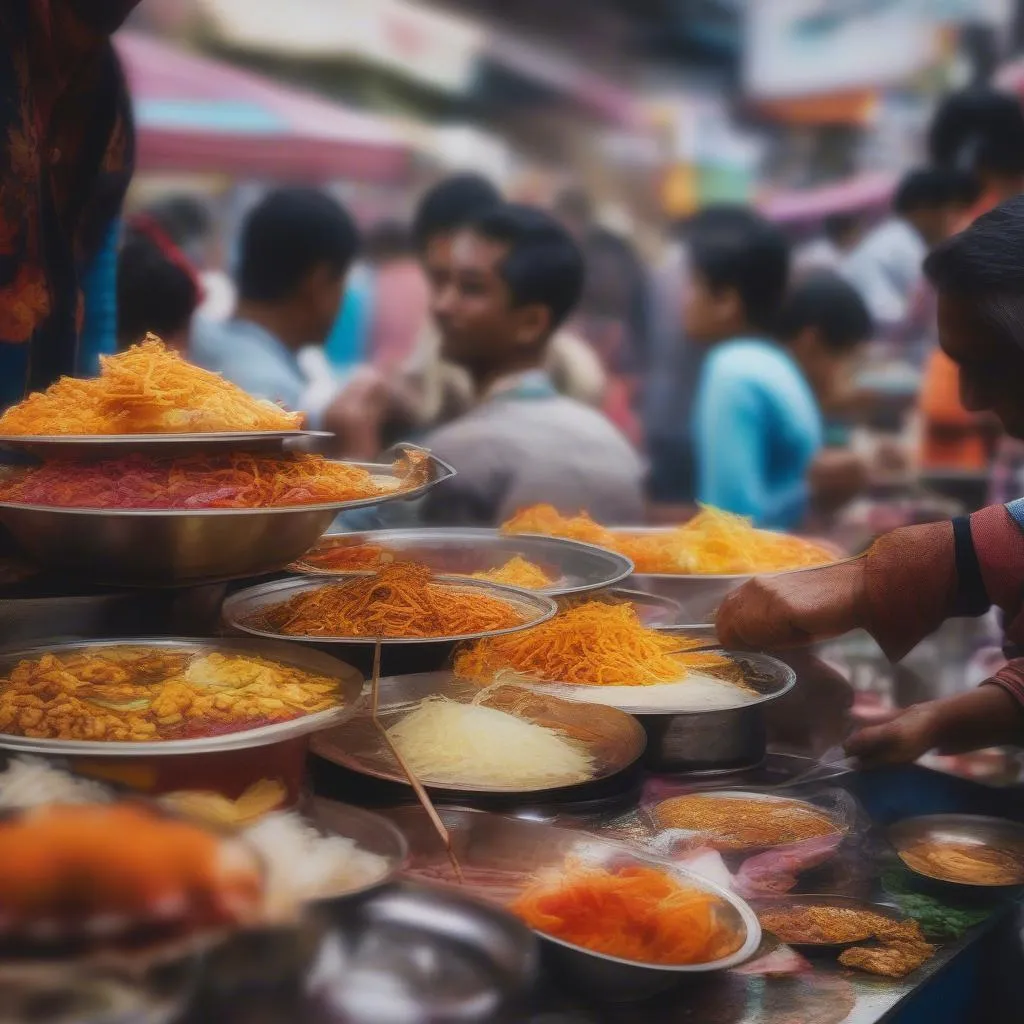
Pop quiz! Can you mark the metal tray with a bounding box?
[308,880,538,1024]
[385,806,760,1001]
[0,447,455,587]
[290,528,633,598]
[888,813,1024,887]
[0,429,333,459]
[564,587,683,627]
[224,574,557,645]
[0,637,364,757]
[310,673,646,795]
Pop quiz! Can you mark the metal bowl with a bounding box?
[307,880,539,1024]
[0,638,364,803]
[0,429,333,459]
[310,672,646,796]
[888,814,1024,888]
[385,806,760,1001]
[224,574,557,645]
[751,894,906,952]
[562,587,683,627]
[0,447,455,587]
[290,528,633,598]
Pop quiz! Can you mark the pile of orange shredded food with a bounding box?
[471,556,553,589]
[453,601,734,686]
[509,862,744,965]
[252,562,526,639]
[653,794,838,850]
[0,451,393,509]
[502,504,835,575]
[0,336,302,435]
[899,840,1024,886]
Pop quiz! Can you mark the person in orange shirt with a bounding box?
[919,88,1024,471]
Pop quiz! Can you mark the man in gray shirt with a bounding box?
[418,203,644,526]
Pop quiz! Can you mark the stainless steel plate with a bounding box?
[310,673,646,794]
[563,587,682,627]
[0,637,364,757]
[290,528,633,598]
[385,806,760,999]
[751,894,906,951]
[0,429,333,459]
[0,447,455,587]
[888,814,1024,887]
[308,880,538,1024]
[224,574,557,645]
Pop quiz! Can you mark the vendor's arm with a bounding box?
[717,502,1024,659]
[846,678,1024,766]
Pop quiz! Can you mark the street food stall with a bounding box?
[0,339,1019,1023]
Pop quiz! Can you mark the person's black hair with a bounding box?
[776,272,873,354]
[363,220,413,263]
[929,87,1024,179]
[893,168,964,215]
[117,231,199,347]
[238,188,359,303]
[687,206,790,334]
[144,195,212,249]
[925,194,1024,349]
[412,174,501,253]
[466,203,585,334]
[822,212,860,245]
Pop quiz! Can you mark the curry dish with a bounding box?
[0,648,341,742]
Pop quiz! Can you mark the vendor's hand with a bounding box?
[715,558,867,650]
[323,368,389,459]
[844,703,941,767]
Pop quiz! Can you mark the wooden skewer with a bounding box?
[368,639,464,883]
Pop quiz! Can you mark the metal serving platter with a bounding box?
[751,894,906,952]
[223,574,557,645]
[308,880,538,1024]
[290,528,633,598]
[564,587,683,627]
[888,813,1024,887]
[493,650,795,716]
[0,448,455,587]
[310,673,646,795]
[0,429,333,459]
[385,806,761,1001]
[0,637,364,757]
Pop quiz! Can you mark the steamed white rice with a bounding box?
[0,756,111,809]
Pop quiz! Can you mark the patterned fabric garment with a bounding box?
[0,1,138,409]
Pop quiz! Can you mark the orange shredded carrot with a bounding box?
[509,862,744,965]
[0,335,303,435]
[252,562,525,639]
[454,602,736,686]
[470,557,552,589]
[502,504,835,575]
[0,452,399,509]
[295,542,390,572]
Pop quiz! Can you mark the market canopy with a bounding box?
[113,31,414,182]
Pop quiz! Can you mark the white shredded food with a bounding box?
[244,812,389,917]
[531,673,758,712]
[385,696,596,788]
[0,756,112,809]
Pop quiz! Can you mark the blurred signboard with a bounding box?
[198,0,483,94]
[744,0,938,99]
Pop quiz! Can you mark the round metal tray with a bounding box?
[0,637,364,758]
[888,814,1024,888]
[564,587,683,628]
[290,528,633,598]
[0,429,333,459]
[224,574,557,645]
[310,672,646,795]
[751,894,906,951]
[386,806,761,1001]
[0,448,455,587]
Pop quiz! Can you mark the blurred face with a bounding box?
[301,263,346,345]
[937,291,1024,440]
[788,328,858,408]
[431,228,548,375]
[683,269,744,344]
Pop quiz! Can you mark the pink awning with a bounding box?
[114,31,413,182]
[759,171,896,223]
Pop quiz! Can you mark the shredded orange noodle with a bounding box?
[0,336,303,435]
[252,562,525,639]
[503,503,834,575]
[454,602,734,686]
[509,862,744,965]
[0,452,404,509]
